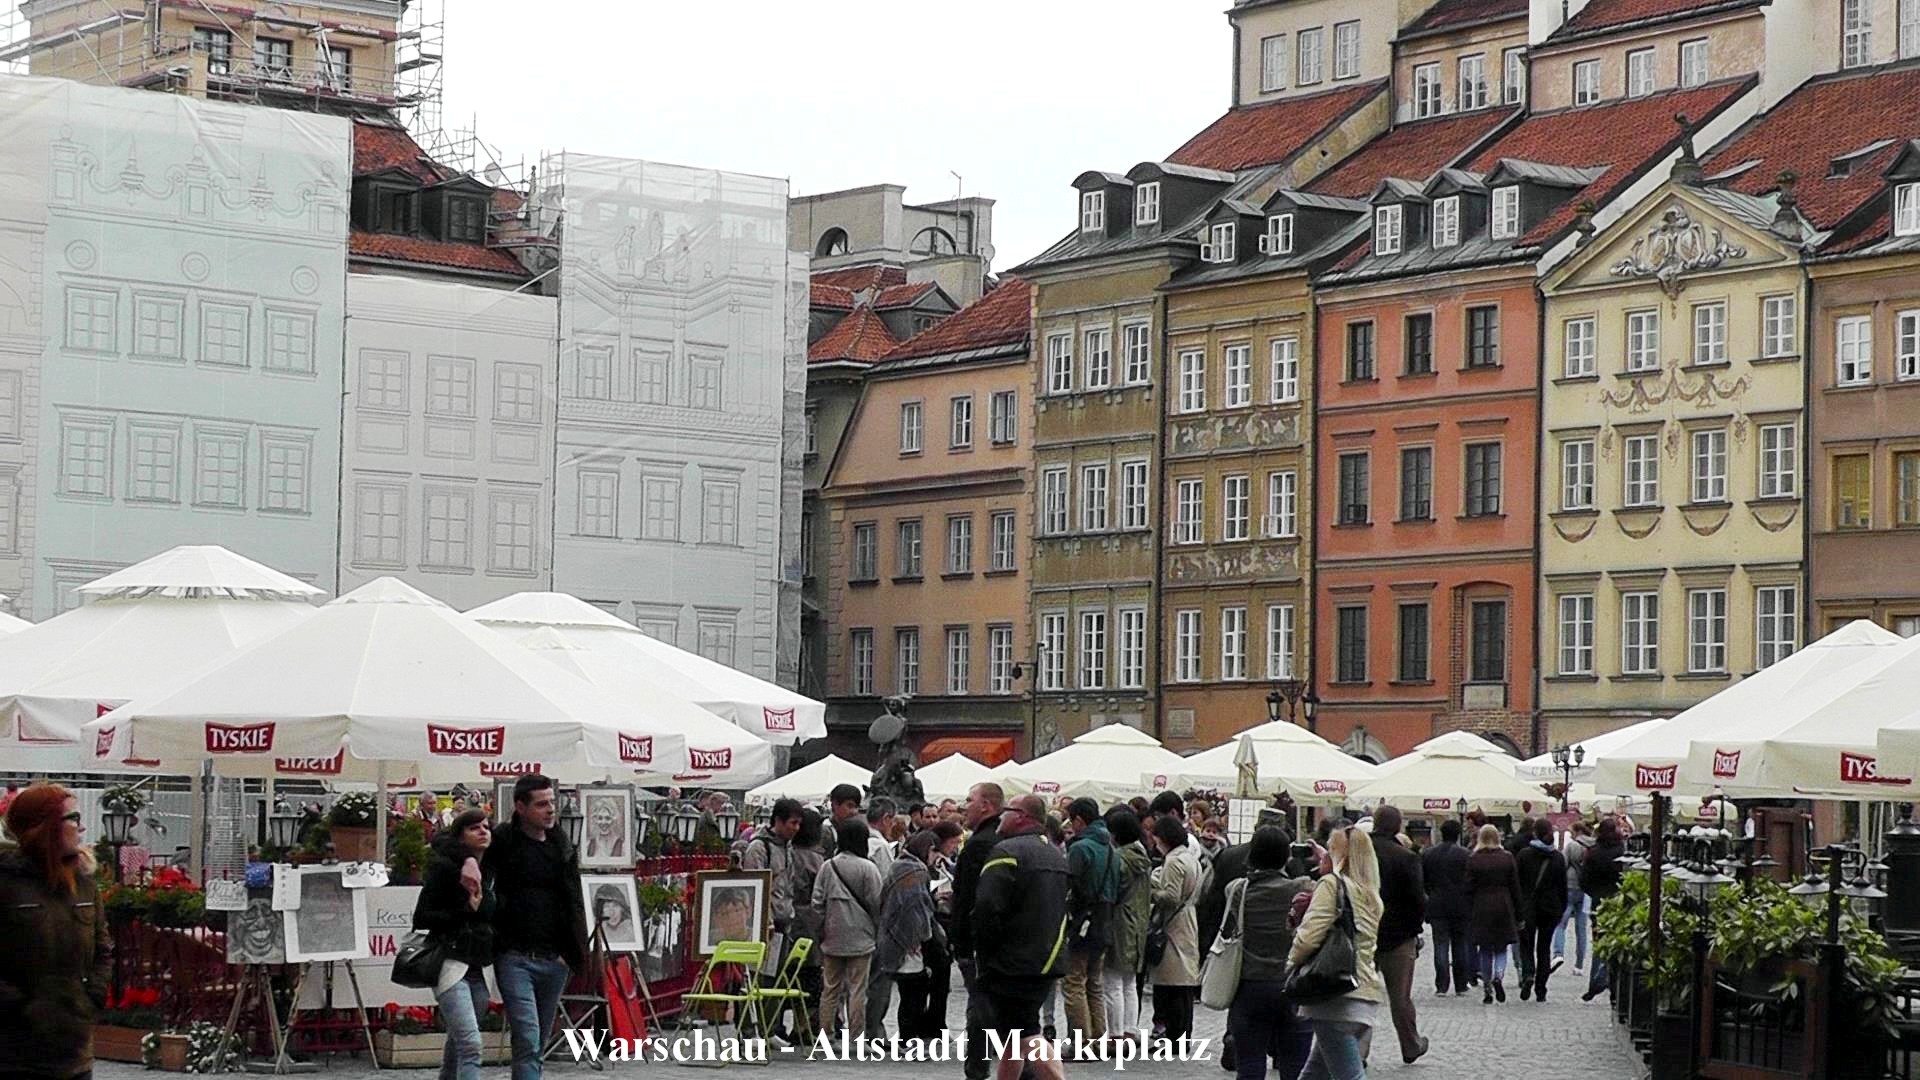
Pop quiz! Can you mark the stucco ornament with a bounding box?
[1609,206,1746,297]
[1599,363,1751,415]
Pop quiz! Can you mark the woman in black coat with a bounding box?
[1465,824,1523,1004]
[1579,819,1627,1002]
[412,809,498,1080]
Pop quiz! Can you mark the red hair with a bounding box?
[6,783,79,894]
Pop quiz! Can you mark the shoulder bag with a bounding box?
[391,931,445,989]
[1198,878,1248,1010]
[1282,876,1359,1003]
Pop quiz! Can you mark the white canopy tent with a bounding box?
[744,754,870,805]
[1518,717,1667,781]
[915,752,995,804]
[0,600,30,635]
[1371,730,1518,779]
[1148,721,1381,807]
[470,592,825,745]
[998,724,1188,804]
[1348,746,1553,815]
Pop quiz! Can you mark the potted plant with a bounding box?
[144,866,205,929]
[386,817,431,886]
[139,1030,191,1073]
[373,1004,446,1067]
[327,792,380,861]
[95,986,165,1063]
[1595,874,1700,1079]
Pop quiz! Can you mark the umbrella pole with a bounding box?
[1648,792,1668,990]
[374,761,389,866]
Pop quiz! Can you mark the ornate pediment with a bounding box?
[1167,410,1301,457]
[1607,206,1746,298]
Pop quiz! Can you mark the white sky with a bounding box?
[439,0,1228,273]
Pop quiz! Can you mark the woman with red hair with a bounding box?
[0,783,112,1079]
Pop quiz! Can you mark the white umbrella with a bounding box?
[1348,746,1552,815]
[1591,620,1906,796]
[1371,730,1517,779]
[1517,717,1667,781]
[1151,721,1380,807]
[745,754,871,805]
[0,600,30,635]
[470,592,825,745]
[0,546,319,747]
[915,752,995,804]
[999,724,1188,804]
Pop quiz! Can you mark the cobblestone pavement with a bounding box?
[96,967,1642,1080]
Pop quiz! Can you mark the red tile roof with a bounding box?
[349,231,530,277]
[1306,108,1518,199]
[812,274,939,312]
[1703,65,1920,234]
[883,278,1032,363]
[1403,0,1529,36]
[353,120,449,184]
[809,307,901,365]
[811,283,858,310]
[1169,82,1386,172]
[812,265,908,290]
[1557,0,1764,38]
[875,281,938,308]
[350,120,530,278]
[1464,78,1754,243]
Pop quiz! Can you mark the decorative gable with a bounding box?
[1546,185,1797,297]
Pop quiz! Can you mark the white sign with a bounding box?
[205,878,248,912]
[297,886,498,1009]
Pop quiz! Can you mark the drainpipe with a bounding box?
[1800,251,1814,643]
[1530,280,1548,757]
[1153,288,1171,741]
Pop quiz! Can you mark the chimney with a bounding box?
[1531,0,1593,44]
[1670,113,1704,186]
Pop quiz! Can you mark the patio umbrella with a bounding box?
[915,752,995,805]
[745,754,871,805]
[1149,721,1380,807]
[1347,746,1553,815]
[469,592,825,745]
[1369,730,1519,780]
[1517,717,1667,781]
[998,724,1188,804]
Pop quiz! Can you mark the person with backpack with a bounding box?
[971,795,1070,1080]
[814,817,884,1040]
[1062,797,1118,1049]
[742,799,803,948]
[1102,807,1151,1042]
[1555,821,1593,974]
[1147,815,1204,1046]
[1512,818,1569,1002]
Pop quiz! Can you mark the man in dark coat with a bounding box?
[1420,818,1474,995]
[1512,817,1570,1001]
[953,782,1005,1080]
[1370,806,1429,1064]
[485,775,589,1080]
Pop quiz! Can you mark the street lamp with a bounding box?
[1454,797,1468,822]
[1267,679,1320,729]
[267,799,304,853]
[557,790,585,848]
[716,803,742,841]
[1550,743,1586,811]
[671,804,702,845]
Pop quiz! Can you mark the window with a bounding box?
[573,471,619,539]
[1175,610,1203,682]
[1266,470,1298,537]
[1080,610,1108,690]
[1465,442,1502,516]
[1338,452,1370,525]
[852,522,878,579]
[1331,20,1360,78]
[578,346,612,399]
[1223,474,1251,541]
[1298,27,1324,84]
[427,357,474,417]
[949,395,974,449]
[702,481,739,545]
[1267,604,1296,679]
[1041,467,1069,534]
[194,431,244,507]
[1564,316,1596,378]
[990,510,1017,571]
[1080,190,1105,233]
[1691,301,1727,365]
[1762,295,1798,358]
[1899,184,1920,237]
[1834,453,1872,527]
[1178,349,1206,413]
[424,489,472,568]
[1679,38,1710,87]
[355,483,404,565]
[1559,594,1595,675]
[1905,0,1920,58]
[802,512,814,578]
[1843,0,1873,68]
[1336,606,1368,682]
[1466,306,1500,368]
[1413,63,1443,118]
[1626,48,1656,97]
[989,626,1015,694]
[946,628,971,695]
[1759,423,1798,498]
[64,288,115,353]
[1457,53,1488,110]
[688,360,722,410]
[1503,47,1526,104]
[128,426,177,503]
[635,351,667,404]
[1622,592,1660,674]
[489,492,536,573]
[1690,429,1728,502]
[197,302,249,367]
[642,477,680,541]
[1756,585,1799,668]
[321,45,352,90]
[1121,460,1150,530]
[1900,310,1920,380]
[1047,333,1073,395]
[1265,213,1295,255]
[193,26,232,74]
[1837,316,1873,385]
[1491,186,1520,240]
[1260,34,1289,91]
[1206,221,1237,263]
[1081,463,1110,532]
[851,630,875,696]
[896,628,921,695]
[253,36,291,79]
[1219,607,1248,680]
[990,390,1018,444]
[1224,344,1251,407]
[1399,446,1434,521]
[133,295,183,360]
[1373,205,1402,256]
[900,401,923,453]
[1432,197,1460,249]
[1624,434,1661,506]
[1084,328,1113,390]
[1470,600,1507,682]
[446,197,485,244]
[1573,60,1601,105]
[1346,321,1376,381]
[896,519,924,577]
[1119,608,1147,689]
[1627,310,1661,372]
[1123,323,1152,384]
[1562,438,1596,509]
[1398,603,1430,682]
[1175,477,1204,544]
[1135,182,1161,226]
[1271,337,1300,402]
[261,438,308,513]
[947,515,973,574]
[1688,588,1728,673]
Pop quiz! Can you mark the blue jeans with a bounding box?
[1554,889,1589,968]
[436,967,489,1080]
[1228,979,1310,1080]
[1429,916,1472,992]
[1299,1019,1369,1080]
[496,951,570,1080]
[1478,946,1508,982]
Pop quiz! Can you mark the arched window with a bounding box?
[816,228,849,258]
[910,226,956,256]
[1483,732,1523,758]
[1341,726,1390,764]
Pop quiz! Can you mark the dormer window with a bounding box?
[1898,182,1920,237]
[1374,205,1403,256]
[1136,183,1161,226]
[375,187,415,234]
[446,196,486,243]
[1432,196,1460,248]
[1081,190,1106,233]
[1262,213,1295,255]
[1203,222,1237,263]
[1491,186,1520,240]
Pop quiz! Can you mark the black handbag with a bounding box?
[391,931,446,990]
[1282,876,1360,1003]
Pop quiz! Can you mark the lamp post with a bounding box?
[1550,742,1586,812]
[267,799,303,858]
[1454,797,1468,823]
[101,806,137,883]
[1266,679,1320,730]
[558,790,585,849]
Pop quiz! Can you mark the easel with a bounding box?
[544,922,660,1068]
[217,963,311,1075]
[261,959,378,1072]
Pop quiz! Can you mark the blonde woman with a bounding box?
[1466,824,1523,1004]
[1286,827,1384,1080]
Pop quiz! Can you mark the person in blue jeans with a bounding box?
[412,809,498,1080]
[484,775,589,1080]
[1226,827,1313,1080]
[1579,819,1626,1002]
[1554,822,1593,972]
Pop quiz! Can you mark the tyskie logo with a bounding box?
[1840,751,1911,786]
[94,725,115,759]
[1314,780,1347,795]
[1711,749,1742,779]
[479,761,540,777]
[763,707,796,733]
[618,733,654,765]
[427,724,504,757]
[1033,781,1061,795]
[688,747,732,772]
[275,752,344,776]
[205,721,274,754]
[1635,763,1678,790]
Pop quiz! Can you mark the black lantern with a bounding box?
[671,804,702,844]
[1454,796,1468,821]
[633,804,652,851]
[101,807,136,846]
[1267,679,1318,728]
[716,805,741,839]
[1549,742,1586,811]
[267,799,303,852]
[558,791,585,848]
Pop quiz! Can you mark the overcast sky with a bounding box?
[440,0,1227,273]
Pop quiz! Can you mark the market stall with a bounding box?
[997,723,1187,804]
[743,753,869,805]
[1146,720,1380,807]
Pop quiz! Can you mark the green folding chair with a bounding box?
[678,940,771,1043]
[750,936,815,1047]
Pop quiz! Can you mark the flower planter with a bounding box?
[1648,1010,1692,1080]
[94,1024,153,1064]
[153,1032,191,1072]
[372,1030,512,1068]
[330,825,380,862]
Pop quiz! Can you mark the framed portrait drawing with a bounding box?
[578,785,635,869]
[691,869,772,957]
[494,780,517,825]
[581,874,643,952]
[282,866,371,963]
[226,887,285,965]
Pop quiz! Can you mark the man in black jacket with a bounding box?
[1514,817,1570,1002]
[485,775,588,1080]
[1420,818,1474,995]
[1370,805,1429,1064]
[954,782,1005,1080]
[973,794,1070,1080]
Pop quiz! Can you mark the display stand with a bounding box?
[219,963,306,1074]
[543,923,660,1069]
[262,960,378,1072]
